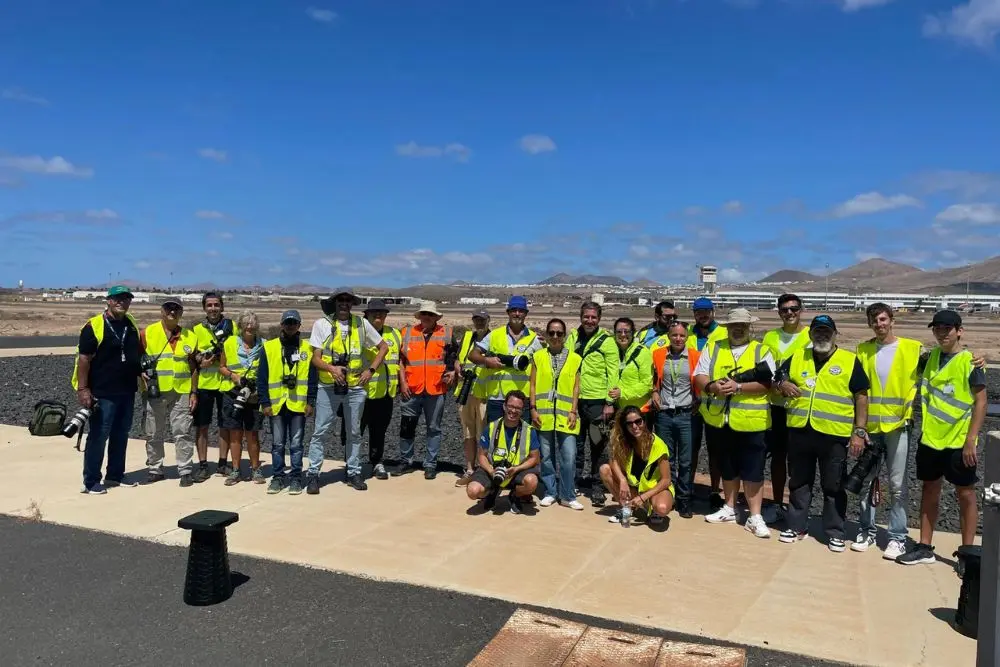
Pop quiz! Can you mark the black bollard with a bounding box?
[178,510,240,606]
[955,545,982,638]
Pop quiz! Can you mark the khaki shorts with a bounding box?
[460,395,487,440]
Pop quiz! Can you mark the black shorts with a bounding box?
[194,389,224,428]
[471,466,541,494]
[916,444,978,488]
[705,425,767,483]
[766,406,788,459]
[221,392,264,432]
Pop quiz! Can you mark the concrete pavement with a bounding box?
[0,424,979,666]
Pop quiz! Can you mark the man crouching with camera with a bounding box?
[257,310,317,495]
[466,390,541,514]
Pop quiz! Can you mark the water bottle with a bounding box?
[620,504,632,527]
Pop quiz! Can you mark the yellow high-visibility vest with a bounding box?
[532,348,581,434]
[920,348,976,450]
[786,348,857,437]
[856,337,921,434]
[698,340,770,432]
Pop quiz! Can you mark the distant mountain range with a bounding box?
[760,257,1000,293]
[534,273,663,288]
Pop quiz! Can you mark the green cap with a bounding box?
[106,285,134,298]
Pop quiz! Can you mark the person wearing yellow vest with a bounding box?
[896,310,987,566]
[468,295,542,424]
[306,288,388,494]
[140,296,199,488]
[760,293,811,524]
[564,300,619,507]
[609,318,654,415]
[191,292,238,482]
[466,390,541,515]
[693,308,776,539]
[599,405,675,525]
[357,299,400,482]
[454,308,492,486]
[688,297,729,510]
[218,310,266,486]
[257,310,318,496]
[774,315,870,553]
[74,285,145,494]
[529,318,583,509]
[634,300,677,349]
[395,300,458,480]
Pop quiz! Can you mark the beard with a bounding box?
[813,340,834,354]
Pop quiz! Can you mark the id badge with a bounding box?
[291,353,301,362]
[805,378,816,389]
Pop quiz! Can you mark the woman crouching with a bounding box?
[599,405,674,525]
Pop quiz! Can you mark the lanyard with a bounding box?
[104,314,128,362]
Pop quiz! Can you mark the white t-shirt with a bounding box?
[874,340,898,390]
[308,316,384,386]
[776,329,812,355]
[694,342,776,378]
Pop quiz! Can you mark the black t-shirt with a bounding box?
[78,315,142,396]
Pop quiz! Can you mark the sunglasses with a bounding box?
[546,330,565,337]
[625,418,643,428]
[779,307,802,314]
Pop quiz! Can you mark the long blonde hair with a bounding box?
[610,405,652,471]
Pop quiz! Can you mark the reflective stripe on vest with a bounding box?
[366,326,401,399]
[532,348,582,434]
[485,326,537,398]
[220,334,263,393]
[71,312,140,390]
[143,321,184,394]
[487,418,531,488]
[401,324,452,396]
[318,315,365,385]
[699,340,770,432]
[264,338,312,413]
[785,347,857,437]
[762,327,811,407]
[856,337,921,434]
[920,348,975,450]
[193,321,237,391]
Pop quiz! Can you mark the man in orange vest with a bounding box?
[394,300,458,480]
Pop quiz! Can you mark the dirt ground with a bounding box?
[3,301,1000,359]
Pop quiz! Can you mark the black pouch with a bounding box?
[29,400,67,436]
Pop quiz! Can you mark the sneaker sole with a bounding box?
[829,544,846,553]
[899,556,936,565]
[778,534,803,543]
[883,551,905,561]
[746,526,771,538]
[850,544,872,552]
[705,516,736,524]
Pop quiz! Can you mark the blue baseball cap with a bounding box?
[281,309,302,324]
[507,295,528,311]
[692,297,714,311]
[810,315,837,331]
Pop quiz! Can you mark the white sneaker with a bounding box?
[745,514,771,538]
[883,540,906,560]
[560,499,584,511]
[705,504,737,524]
[539,495,556,507]
[851,532,875,552]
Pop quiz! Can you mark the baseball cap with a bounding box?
[692,297,714,311]
[364,298,390,313]
[107,285,133,299]
[724,308,759,325]
[472,308,490,320]
[281,309,302,324]
[810,315,837,331]
[507,295,528,311]
[162,296,184,309]
[928,309,962,329]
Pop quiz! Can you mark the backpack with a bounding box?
[29,400,67,437]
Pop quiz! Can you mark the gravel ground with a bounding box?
[3,354,999,535]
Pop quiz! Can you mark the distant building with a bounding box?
[700,265,718,295]
[459,297,499,305]
[590,292,605,305]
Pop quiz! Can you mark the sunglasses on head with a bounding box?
[546,330,565,337]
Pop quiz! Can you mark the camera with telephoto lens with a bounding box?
[456,368,477,405]
[62,407,92,438]
[845,440,884,495]
[487,352,530,371]
[282,374,297,390]
[330,351,349,395]
[492,462,510,484]
[140,355,160,399]
[231,371,258,418]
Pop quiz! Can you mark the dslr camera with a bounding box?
[456,368,477,405]
[231,370,258,418]
[62,406,92,438]
[140,354,160,399]
[486,351,530,371]
[282,374,297,390]
[846,439,884,496]
[330,351,349,395]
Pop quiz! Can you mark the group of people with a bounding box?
[72,286,988,567]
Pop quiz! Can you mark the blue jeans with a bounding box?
[270,407,304,477]
[538,430,577,502]
[307,386,366,477]
[398,393,445,470]
[859,425,909,543]
[82,394,135,489]
[656,408,693,503]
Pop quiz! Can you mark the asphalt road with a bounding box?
[0,516,844,666]
[0,335,78,349]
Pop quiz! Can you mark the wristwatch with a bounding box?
[853,427,867,439]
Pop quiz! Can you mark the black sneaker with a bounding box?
[347,474,368,491]
[483,488,499,512]
[391,462,413,476]
[306,476,320,495]
[144,472,165,485]
[678,501,693,519]
[214,460,229,477]
[179,474,193,488]
[193,463,211,483]
[509,492,523,515]
[897,543,936,565]
[287,476,303,495]
[424,468,437,480]
[828,537,846,553]
[374,463,389,480]
[590,487,606,507]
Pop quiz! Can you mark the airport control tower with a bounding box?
[700,265,718,295]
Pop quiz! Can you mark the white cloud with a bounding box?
[923,0,1000,49]
[720,268,747,282]
[855,251,882,261]
[197,147,228,162]
[935,203,1000,225]
[395,141,471,162]
[682,205,706,217]
[0,154,93,177]
[722,200,744,213]
[320,256,346,267]
[306,7,337,23]
[442,251,493,265]
[830,191,922,218]
[519,134,557,155]
[212,231,234,240]
[912,170,1000,198]
[841,0,894,12]
[195,209,227,219]
[2,87,49,106]
[84,208,119,220]
[268,265,284,274]
[134,260,152,269]
[629,244,650,258]
[942,249,959,259]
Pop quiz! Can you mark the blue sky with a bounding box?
[2,0,999,289]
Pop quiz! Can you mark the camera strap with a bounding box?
[490,420,522,463]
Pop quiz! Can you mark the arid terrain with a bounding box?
[3,300,1000,358]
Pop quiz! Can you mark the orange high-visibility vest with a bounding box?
[651,343,701,398]
[401,324,453,396]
